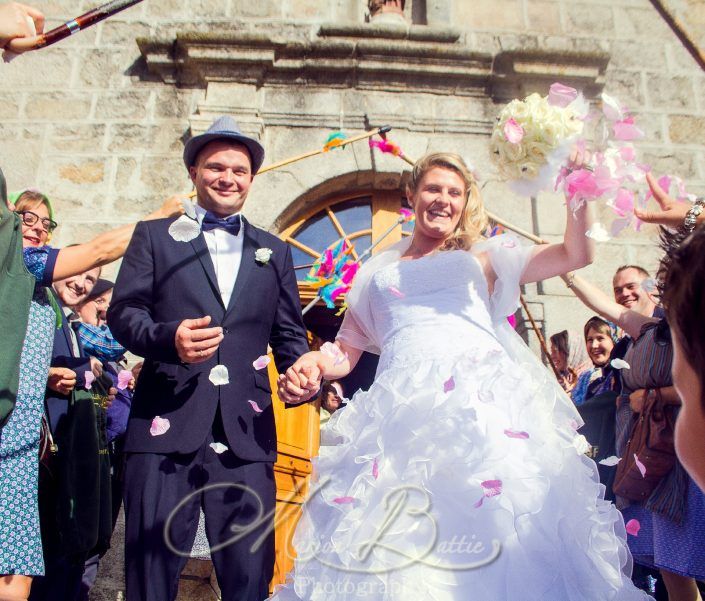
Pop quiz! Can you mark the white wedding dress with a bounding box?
[271,236,650,601]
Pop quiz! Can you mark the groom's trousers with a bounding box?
[123,414,276,601]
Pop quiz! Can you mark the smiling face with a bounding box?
[189,140,254,217]
[585,326,614,367]
[77,288,113,326]
[612,267,655,316]
[53,267,100,308]
[407,167,467,246]
[19,200,51,248]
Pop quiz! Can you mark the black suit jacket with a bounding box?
[45,295,92,435]
[107,217,309,461]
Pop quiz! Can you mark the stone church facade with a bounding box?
[1,0,704,598]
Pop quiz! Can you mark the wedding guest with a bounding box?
[549,329,592,395]
[571,316,617,406]
[319,380,344,426]
[0,186,182,601]
[661,227,705,493]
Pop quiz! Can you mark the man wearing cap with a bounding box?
[108,116,309,601]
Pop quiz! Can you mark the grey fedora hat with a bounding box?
[183,115,265,173]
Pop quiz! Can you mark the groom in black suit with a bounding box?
[108,116,309,601]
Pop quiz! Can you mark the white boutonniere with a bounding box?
[255,247,273,264]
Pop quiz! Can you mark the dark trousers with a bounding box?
[123,420,275,601]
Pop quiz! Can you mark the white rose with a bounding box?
[255,247,273,263]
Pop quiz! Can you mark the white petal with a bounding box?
[168,215,201,242]
[182,199,197,219]
[585,223,610,242]
[209,364,230,386]
[209,442,228,454]
[599,456,621,466]
[572,434,590,454]
[253,355,271,370]
[601,93,624,121]
[610,358,631,370]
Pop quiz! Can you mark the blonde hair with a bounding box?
[14,190,53,219]
[407,152,488,251]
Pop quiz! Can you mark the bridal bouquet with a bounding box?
[490,83,587,197]
[489,82,693,241]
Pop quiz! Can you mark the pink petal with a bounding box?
[503,118,524,144]
[117,370,133,391]
[506,314,517,329]
[613,118,644,141]
[610,217,632,238]
[473,496,485,509]
[634,453,647,478]
[388,286,405,298]
[248,400,264,414]
[253,355,271,370]
[619,146,636,162]
[501,240,517,249]
[611,188,635,217]
[84,371,95,390]
[443,376,455,393]
[548,83,578,107]
[625,519,641,537]
[601,93,624,121]
[481,479,503,497]
[333,496,355,505]
[150,416,170,437]
[504,429,530,439]
[372,458,379,480]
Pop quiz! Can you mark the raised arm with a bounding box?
[559,273,654,339]
[51,196,184,281]
[106,221,184,363]
[520,200,595,285]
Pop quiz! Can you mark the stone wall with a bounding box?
[1,1,704,598]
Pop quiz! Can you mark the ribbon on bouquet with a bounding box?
[5,0,144,54]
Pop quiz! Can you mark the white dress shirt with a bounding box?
[195,204,244,307]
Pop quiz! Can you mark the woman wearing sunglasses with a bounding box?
[0,185,183,601]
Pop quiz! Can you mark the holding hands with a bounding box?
[277,353,324,405]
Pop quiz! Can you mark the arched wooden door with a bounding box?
[269,189,411,590]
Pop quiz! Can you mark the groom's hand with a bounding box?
[175,315,224,364]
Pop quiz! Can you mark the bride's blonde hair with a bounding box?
[407,152,488,251]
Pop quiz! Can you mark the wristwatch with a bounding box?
[683,197,705,233]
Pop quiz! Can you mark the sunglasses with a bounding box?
[18,210,58,233]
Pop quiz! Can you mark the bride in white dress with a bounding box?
[273,153,650,600]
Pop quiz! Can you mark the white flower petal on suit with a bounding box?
[168,215,200,242]
[209,442,228,454]
[209,364,230,386]
[255,247,273,264]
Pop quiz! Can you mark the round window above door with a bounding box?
[279,190,412,304]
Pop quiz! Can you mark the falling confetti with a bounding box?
[504,429,530,440]
[84,371,95,390]
[610,359,631,370]
[168,215,200,242]
[598,456,621,467]
[209,365,230,386]
[150,416,170,437]
[444,376,456,393]
[248,400,264,414]
[209,442,228,454]
[625,519,641,537]
[253,355,271,371]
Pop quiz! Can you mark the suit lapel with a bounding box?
[224,220,257,318]
[189,233,225,309]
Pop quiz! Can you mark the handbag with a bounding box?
[613,388,677,502]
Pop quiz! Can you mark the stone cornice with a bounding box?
[137,26,492,95]
[137,25,610,105]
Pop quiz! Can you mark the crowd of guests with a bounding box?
[3,2,705,601]
[548,174,705,600]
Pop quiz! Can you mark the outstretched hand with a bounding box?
[635,173,690,228]
[175,315,223,364]
[278,354,322,405]
[0,2,44,50]
[151,194,186,221]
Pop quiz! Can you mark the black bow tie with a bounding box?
[201,212,241,236]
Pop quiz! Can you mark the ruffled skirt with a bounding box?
[271,345,650,600]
